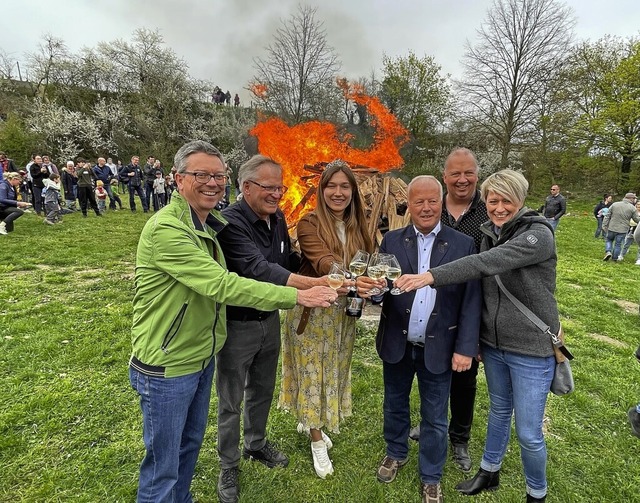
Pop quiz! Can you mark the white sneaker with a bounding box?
[297,423,333,449]
[311,440,334,479]
[0,222,7,235]
[635,260,640,266]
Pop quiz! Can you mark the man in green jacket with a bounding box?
[129,140,336,503]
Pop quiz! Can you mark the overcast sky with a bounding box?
[3,0,639,102]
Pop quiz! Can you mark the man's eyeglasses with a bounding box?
[183,171,228,184]
[247,179,288,195]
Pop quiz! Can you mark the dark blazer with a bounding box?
[377,224,482,374]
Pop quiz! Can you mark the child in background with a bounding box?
[110,179,123,210]
[95,180,108,213]
[164,175,174,203]
[152,170,166,209]
[43,173,62,225]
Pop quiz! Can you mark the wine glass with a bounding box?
[327,262,346,306]
[384,255,403,295]
[366,253,386,295]
[348,250,370,291]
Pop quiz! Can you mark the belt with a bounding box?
[408,341,425,348]
[227,310,275,322]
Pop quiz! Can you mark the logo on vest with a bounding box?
[526,234,538,245]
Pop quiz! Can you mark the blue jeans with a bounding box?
[595,217,604,238]
[545,218,558,231]
[605,231,626,260]
[480,345,555,499]
[129,359,215,503]
[383,343,451,484]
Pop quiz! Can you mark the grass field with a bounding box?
[1,198,639,503]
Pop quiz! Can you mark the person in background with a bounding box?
[76,160,101,218]
[620,200,640,262]
[0,172,31,234]
[29,155,47,215]
[42,155,59,175]
[395,170,560,503]
[109,179,123,210]
[540,184,566,230]
[123,156,147,213]
[603,192,639,262]
[93,157,116,210]
[357,175,481,503]
[95,180,108,213]
[593,194,613,239]
[0,152,19,173]
[152,170,166,209]
[43,172,62,225]
[61,161,78,211]
[128,139,335,503]
[215,155,331,503]
[279,160,372,480]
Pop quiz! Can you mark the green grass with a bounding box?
[1,198,639,502]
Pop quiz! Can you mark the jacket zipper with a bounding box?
[161,302,188,353]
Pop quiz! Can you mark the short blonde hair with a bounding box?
[6,172,22,181]
[480,170,529,206]
[96,180,104,186]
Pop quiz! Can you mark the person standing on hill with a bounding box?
[143,156,156,211]
[540,185,566,230]
[602,192,639,262]
[123,156,147,212]
[593,194,613,239]
[76,160,101,218]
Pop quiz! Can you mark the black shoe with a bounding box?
[217,467,239,503]
[527,494,546,502]
[455,468,499,495]
[628,408,640,438]
[242,440,289,468]
[409,424,420,441]
[451,443,472,473]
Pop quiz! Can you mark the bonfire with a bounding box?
[250,84,411,245]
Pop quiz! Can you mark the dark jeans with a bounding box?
[77,186,100,216]
[0,206,25,231]
[216,313,280,468]
[33,185,44,214]
[145,182,159,211]
[129,358,215,503]
[449,357,479,446]
[383,343,452,484]
[595,216,604,238]
[129,184,148,211]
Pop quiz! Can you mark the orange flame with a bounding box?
[250,83,268,98]
[249,87,409,219]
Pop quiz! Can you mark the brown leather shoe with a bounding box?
[376,455,408,483]
[421,482,443,503]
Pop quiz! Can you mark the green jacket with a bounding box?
[130,193,298,377]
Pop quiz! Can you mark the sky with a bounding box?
[3,0,639,103]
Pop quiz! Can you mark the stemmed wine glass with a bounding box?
[327,262,346,306]
[348,250,370,291]
[366,253,386,295]
[384,255,403,295]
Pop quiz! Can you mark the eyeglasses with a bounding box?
[247,179,288,195]
[182,171,228,184]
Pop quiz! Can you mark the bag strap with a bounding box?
[495,275,573,360]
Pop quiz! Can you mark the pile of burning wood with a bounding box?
[288,162,410,246]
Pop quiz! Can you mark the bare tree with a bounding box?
[458,0,575,169]
[250,5,342,123]
[25,34,70,98]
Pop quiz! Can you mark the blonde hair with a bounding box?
[481,169,529,206]
[96,180,104,186]
[314,160,373,261]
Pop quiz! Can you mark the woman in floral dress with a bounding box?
[279,160,373,479]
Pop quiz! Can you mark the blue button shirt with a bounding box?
[407,223,441,344]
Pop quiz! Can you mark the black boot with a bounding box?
[455,468,500,495]
[526,494,546,502]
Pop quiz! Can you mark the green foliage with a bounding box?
[0,113,44,166]
[1,202,640,502]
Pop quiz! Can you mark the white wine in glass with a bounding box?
[327,262,345,305]
[385,255,403,295]
[348,250,370,291]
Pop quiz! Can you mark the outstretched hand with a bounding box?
[297,286,337,308]
[392,272,434,294]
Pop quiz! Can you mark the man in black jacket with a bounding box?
[143,155,156,211]
[29,155,48,215]
[123,156,148,212]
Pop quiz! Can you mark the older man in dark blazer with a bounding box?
[358,175,481,503]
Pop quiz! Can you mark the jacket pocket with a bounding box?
[161,303,188,353]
